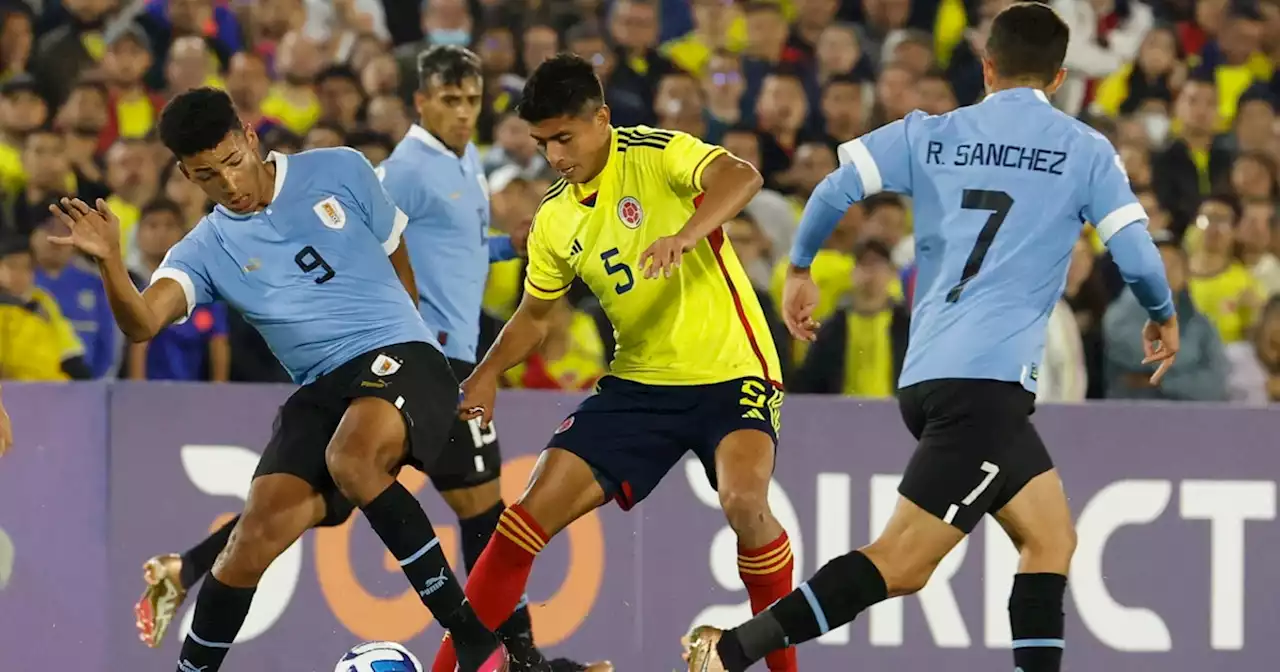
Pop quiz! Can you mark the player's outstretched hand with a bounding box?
[458,371,499,429]
[47,197,122,261]
[1141,314,1180,385]
[0,390,12,457]
[639,234,695,279]
[782,265,822,341]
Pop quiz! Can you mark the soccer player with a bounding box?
[429,53,798,672]
[133,46,598,672]
[682,4,1179,671]
[49,87,508,672]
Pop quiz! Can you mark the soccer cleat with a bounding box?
[135,554,187,648]
[683,626,728,672]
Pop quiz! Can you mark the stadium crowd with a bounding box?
[0,0,1276,403]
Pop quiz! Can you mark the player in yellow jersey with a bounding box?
[430,54,798,672]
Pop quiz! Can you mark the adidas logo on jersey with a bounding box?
[570,239,583,256]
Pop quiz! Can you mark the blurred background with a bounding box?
[0,0,1277,404]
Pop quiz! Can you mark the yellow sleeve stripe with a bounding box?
[691,147,727,192]
[539,178,568,207]
[525,277,573,300]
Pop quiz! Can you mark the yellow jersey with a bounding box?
[524,126,783,387]
[1188,262,1263,343]
[0,290,83,381]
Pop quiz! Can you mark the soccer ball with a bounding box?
[335,641,424,672]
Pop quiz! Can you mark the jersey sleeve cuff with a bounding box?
[691,147,728,192]
[1094,202,1147,243]
[524,277,573,301]
[835,138,884,196]
[383,208,408,255]
[150,267,196,324]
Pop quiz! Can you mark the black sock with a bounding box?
[460,502,536,644]
[1009,573,1066,672]
[175,575,255,672]
[361,482,497,664]
[719,550,888,671]
[179,516,239,589]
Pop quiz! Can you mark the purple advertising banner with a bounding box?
[4,382,1280,671]
[0,383,108,671]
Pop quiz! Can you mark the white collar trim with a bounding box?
[266,150,288,201]
[406,124,452,155]
[983,88,1050,103]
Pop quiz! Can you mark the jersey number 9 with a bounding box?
[600,248,634,295]
[295,246,336,284]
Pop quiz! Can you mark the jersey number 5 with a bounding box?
[601,248,634,294]
[295,246,335,284]
[946,189,1014,303]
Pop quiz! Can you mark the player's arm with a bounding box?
[1086,143,1179,381]
[488,235,520,262]
[641,133,761,277]
[791,117,916,272]
[463,208,573,425]
[48,198,193,341]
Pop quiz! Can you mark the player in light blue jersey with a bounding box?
[49,88,509,672]
[134,47,600,672]
[684,5,1180,671]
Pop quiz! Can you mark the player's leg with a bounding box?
[135,517,237,647]
[688,380,1009,671]
[989,425,1074,672]
[705,380,795,672]
[430,447,608,672]
[174,474,327,672]
[431,397,540,649]
[326,389,505,672]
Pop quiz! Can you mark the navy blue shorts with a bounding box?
[548,375,784,510]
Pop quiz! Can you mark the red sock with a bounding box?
[430,505,548,672]
[738,531,797,672]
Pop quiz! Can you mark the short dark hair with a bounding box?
[261,127,302,154]
[417,45,483,91]
[159,87,242,158]
[986,2,1070,85]
[346,129,395,154]
[316,65,359,87]
[518,53,604,123]
[24,122,60,143]
[140,198,184,223]
[853,238,894,264]
[305,121,346,143]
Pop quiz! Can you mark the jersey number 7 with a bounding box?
[946,189,1014,303]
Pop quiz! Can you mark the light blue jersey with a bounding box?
[377,125,519,364]
[153,147,435,385]
[792,88,1173,393]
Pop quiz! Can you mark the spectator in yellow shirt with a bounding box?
[1188,194,1266,343]
[0,74,49,197]
[261,31,323,136]
[0,234,89,380]
[503,297,606,391]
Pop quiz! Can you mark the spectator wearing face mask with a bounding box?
[653,70,706,137]
[1105,230,1229,401]
[0,233,88,380]
[395,0,473,101]
[793,239,909,398]
[29,214,116,378]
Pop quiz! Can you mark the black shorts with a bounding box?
[896,378,1054,533]
[549,375,784,511]
[253,341,459,526]
[427,358,503,492]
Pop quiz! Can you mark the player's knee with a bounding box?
[325,445,383,502]
[718,487,771,533]
[1021,522,1077,567]
[862,540,937,597]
